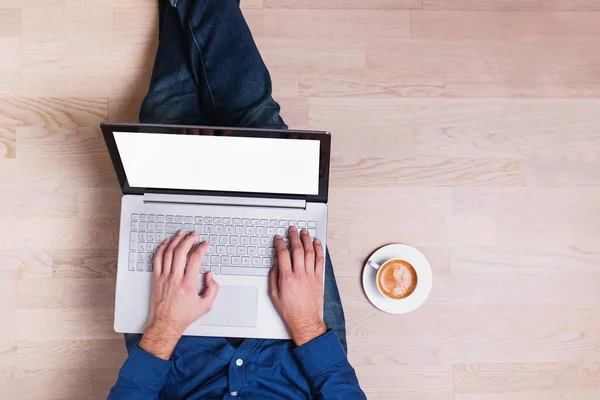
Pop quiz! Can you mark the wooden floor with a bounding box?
[2,0,600,398]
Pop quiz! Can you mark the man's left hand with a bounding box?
[140,230,219,360]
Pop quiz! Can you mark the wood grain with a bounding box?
[3,1,600,398]
[422,0,600,11]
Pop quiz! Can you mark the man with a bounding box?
[108,0,366,398]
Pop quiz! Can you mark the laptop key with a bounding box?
[235,226,244,234]
[247,247,257,256]
[215,225,224,234]
[252,257,261,267]
[256,226,266,235]
[130,221,139,231]
[260,219,268,225]
[148,214,156,222]
[137,262,145,271]
[242,257,252,266]
[227,246,236,255]
[184,223,193,231]
[266,227,276,236]
[185,216,193,223]
[232,256,241,265]
[219,236,228,245]
[257,247,266,256]
[176,216,184,223]
[237,246,247,255]
[209,235,218,244]
[230,236,239,245]
[140,214,148,222]
[157,215,165,222]
[129,252,137,262]
[262,257,271,267]
[221,267,270,277]
[211,266,220,275]
[269,219,278,226]
[222,255,231,265]
[194,224,204,233]
[138,243,146,252]
[166,215,175,222]
[128,261,136,271]
[130,233,138,250]
[131,214,139,221]
[165,223,182,233]
[139,222,147,231]
[148,222,156,231]
[298,221,306,227]
[157,223,164,232]
[225,225,234,234]
[260,237,271,246]
[194,216,203,223]
[217,246,226,255]
[222,217,231,224]
[200,266,210,273]
[210,255,220,264]
[250,236,259,246]
[146,263,153,272]
[308,229,317,237]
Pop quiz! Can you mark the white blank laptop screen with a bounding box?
[114,132,321,195]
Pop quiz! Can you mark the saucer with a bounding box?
[362,244,433,314]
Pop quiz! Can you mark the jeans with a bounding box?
[126,0,347,352]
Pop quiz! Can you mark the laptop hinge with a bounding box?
[143,193,307,210]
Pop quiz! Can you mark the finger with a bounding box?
[172,232,199,281]
[274,235,292,275]
[313,238,325,279]
[184,240,208,286]
[269,259,280,301]
[200,272,220,307]
[288,226,305,273]
[153,239,169,277]
[163,230,186,276]
[300,229,316,275]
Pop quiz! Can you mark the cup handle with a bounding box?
[368,260,381,270]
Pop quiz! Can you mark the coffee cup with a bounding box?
[368,258,418,300]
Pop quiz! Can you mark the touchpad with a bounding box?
[196,285,258,328]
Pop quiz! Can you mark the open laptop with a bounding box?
[101,123,331,340]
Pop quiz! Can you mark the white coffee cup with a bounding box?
[368,258,418,300]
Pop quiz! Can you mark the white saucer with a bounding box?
[362,244,433,314]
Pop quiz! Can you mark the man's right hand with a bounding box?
[269,226,327,346]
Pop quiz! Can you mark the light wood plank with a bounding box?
[0,38,20,95]
[423,0,600,11]
[0,125,16,158]
[266,0,422,9]
[455,363,600,393]
[0,7,21,36]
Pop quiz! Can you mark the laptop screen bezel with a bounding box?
[101,123,331,203]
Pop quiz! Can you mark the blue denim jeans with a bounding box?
[127,0,347,352]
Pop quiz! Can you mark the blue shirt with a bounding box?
[109,330,366,399]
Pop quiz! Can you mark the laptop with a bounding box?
[101,123,331,340]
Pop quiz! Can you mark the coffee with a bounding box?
[377,259,418,299]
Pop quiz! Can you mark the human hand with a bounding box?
[269,226,327,346]
[140,230,219,359]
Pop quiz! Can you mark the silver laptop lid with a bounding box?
[100,123,331,203]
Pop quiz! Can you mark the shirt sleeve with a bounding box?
[108,345,173,400]
[293,330,367,400]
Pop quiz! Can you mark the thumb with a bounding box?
[200,272,219,307]
[184,241,208,287]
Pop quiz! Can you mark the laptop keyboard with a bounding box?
[128,213,318,276]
